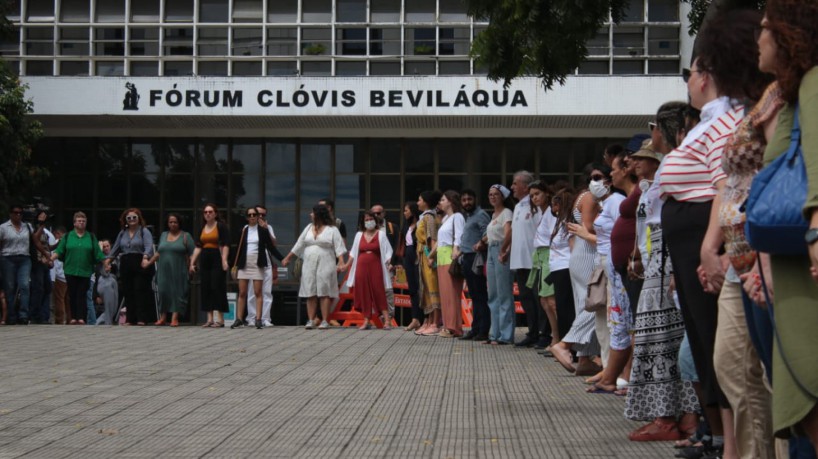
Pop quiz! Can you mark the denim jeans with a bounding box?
[1,255,32,322]
[29,262,52,323]
[86,285,97,325]
[486,243,514,343]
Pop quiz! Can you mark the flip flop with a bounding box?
[585,384,617,394]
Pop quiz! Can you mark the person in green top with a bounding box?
[51,211,106,325]
[144,214,194,327]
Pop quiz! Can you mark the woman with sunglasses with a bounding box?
[107,208,155,325]
[230,208,276,329]
[189,204,230,327]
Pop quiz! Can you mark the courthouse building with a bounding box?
[3,0,691,256]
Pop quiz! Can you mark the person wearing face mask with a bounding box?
[106,208,155,326]
[344,211,393,330]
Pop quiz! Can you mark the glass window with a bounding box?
[131,143,162,175]
[265,142,296,174]
[648,59,679,74]
[370,0,400,22]
[336,28,366,56]
[405,140,434,173]
[406,28,435,55]
[234,173,262,210]
[267,27,297,55]
[164,60,193,76]
[578,60,609,74]
[540,139,573,173]
[369,176,401,209]
[300,176,331,209]
[60,0,89,22]
[24,27,54,55]
[405,175,434,202]
[302,28,331,56]
[198,142,229,173]
[96,1,125,22]
[439,28,470,55]
[440,0,469,22]
[337,0,366,22]
[623,0,646,22]
[64,175,96,209]
[5,0,20,21]
[439,61,470,75]
[648,0,679,22]
[469,139,503,172]
[59,60,88,75]
[612,59,644,74]
[131,0,160,22]
[197,27,228,55]
[370,28,401,55]
[439,175,466,194]
[0,27,19,56]
[26,0,54,21]
[370,140,400,172]
[302,0,332,22]
[613,26,644,56]
[163,28,193,55]
[335,175,364,211]
[96,61,124,76]
[25,60,53,75]
[58,27,88,56]
[165,0,193,22]
[370,61,400,75]
[648,26,679,55]
[199,0,228,22]
[232,28,263,56]
[4,60,19,75]
[94,28,125,56]
[232,61,262,76]
[130,61,158,76]
[336,61,366,75]
[198,61,228,75]
[336,142,367,174]
[129,27,159,55]
[265,175,296,208]
[268,0,297,23]
[587,28,610,56]
[438,140,467,173]
[506,139,537,173]
[301,144,331,174]
[233,0,263,22]
[166,141,196,175]
[267,61,297,75]
[406,0,435,23]
[405,61,435,75]
[232,143,263,175]
[301,61,332,76]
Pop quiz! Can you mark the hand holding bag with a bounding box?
[584,264,608,312]
[745,104,809,255]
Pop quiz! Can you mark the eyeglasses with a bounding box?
[203,210,215,214]
[682,68,702,83]
[126,215,138,221]
[590,174,606,181]
[247,212,257,217]
[648,121,657,131]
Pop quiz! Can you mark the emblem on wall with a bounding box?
[123,82,140,111]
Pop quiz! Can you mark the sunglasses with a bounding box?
[682,68,702,83]
[126,215,138,221]
[247,212,258,217]
[203,210,215,214]
[648,121,657,131]
[590,174,606,181]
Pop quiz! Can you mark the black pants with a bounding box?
[199,248,229,312]
[662,198,729,409]
[462,252,490,336]
[66,275,90,322]
[616,265,643,319]
[401,247,422,322]
[120,253,156,324]
[29,262,53,323]
[551,269,575,340]
[514,268,547,340]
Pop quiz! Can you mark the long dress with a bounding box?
[352,235,388,319]
[416,211,440,314]
[292,224,347,298]
[156,231,195,314]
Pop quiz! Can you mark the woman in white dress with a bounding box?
[282,205,347,330]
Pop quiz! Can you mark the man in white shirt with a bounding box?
[509,171,543,347]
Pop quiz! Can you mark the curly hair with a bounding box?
[693,9,773,102]
[766,0,818,104]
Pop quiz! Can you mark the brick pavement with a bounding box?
[0,326,676,458]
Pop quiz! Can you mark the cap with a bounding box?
[629,139,663,162]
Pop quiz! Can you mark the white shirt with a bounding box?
[244,224,276,266]
[487,209,513,244]
[437,213,465,248]
[549,226,571,271]
[533,207,556,248]
[594,193,626,257]
[510,196,538,269]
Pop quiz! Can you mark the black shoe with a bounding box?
[515,336,537,348]
[676,441,721,459]
[459,331,475,340]
[533,338,550,349]
[255,319,262,329]
[473,333,489,341]
[17,318,29,325]
[230,319,245,329]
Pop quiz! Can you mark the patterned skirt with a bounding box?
[625,227,699,421]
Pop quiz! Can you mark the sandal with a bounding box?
[210,322,225,328]
[170,321,179,327]
[202,321,214,328]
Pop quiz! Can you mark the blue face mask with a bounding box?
[364,220,377,230]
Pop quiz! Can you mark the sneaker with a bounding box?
[305,320,314,329]
[263,320,274,328]
[230,319,245,329]
[318,320,330,329]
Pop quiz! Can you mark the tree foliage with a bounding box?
[0,2,46,215]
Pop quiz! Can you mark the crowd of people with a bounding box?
[0,2,816,458]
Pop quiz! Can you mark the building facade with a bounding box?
[3,0,692,262]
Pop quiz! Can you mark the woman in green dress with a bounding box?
[145,214,194,327]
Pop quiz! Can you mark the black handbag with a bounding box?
[446,216,464,280]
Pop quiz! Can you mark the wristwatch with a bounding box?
[805,228,818,245]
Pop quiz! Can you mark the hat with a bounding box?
[626,133,651,153]
[490,184,511,198]
[629,139,663,162]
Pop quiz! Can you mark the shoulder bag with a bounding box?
[745,104,809,255]
[230,227,246,281]
[584,264,608,312]
[447,216,464,280]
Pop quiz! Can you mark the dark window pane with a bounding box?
[301,61,331,76]
[59,61,88,76]
[268,0,297,23]
[265,211,296,251]
[97,141,127,174]
[371,139,401,172]
[130,174,161,208]
[199,0,229,22]
[336,61,366,75]
[405,176,434,202]
[166,141,196,174]
[648,0,679,21]
[371,0,400,22]
[370,61,400,75]
[97,175,126,208]
[164,61,193,76]
[234,174,261,209]
[131,142,162,174]
[475,175,504,207]
[199,61,228,75]
[622,0,645,21]
[613,59,644,74]
[198,142,229,173]
[165,175,195,207]
[540,139,572,173]
[267,61,297,75]
[232,143,262,174]
[265,142,296,174]
[405,61,435,75]
[301,144,331,173]
[470,139,503,172]
[265,175,296,206]
[439,175,466,194]
[370,175,401,210]
[198,174,228,206]
[438,140,467,173]
[439,61,470,75]
[648,59,679,74]
[63,175,95,208]
[336,141,367,173]
[335,174,364,210]
[25,60,52,75]
[506,139,537,174]
[405,140,434,173]
[337,0,366,22]
[300,175,331,207]
[233,61,262,76]
[406,0,435,22]
[578,60,609,75]
[302,0,332,22]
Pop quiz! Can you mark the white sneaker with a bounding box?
[263,320,274,328]
[318,320,330,330]
[305,320,314,329]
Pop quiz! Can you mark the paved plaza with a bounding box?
[0,326,673,458]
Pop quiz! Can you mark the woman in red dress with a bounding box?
[345,211,394,330]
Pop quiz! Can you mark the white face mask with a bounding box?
[364,220,377,230]
[589,180,609,199]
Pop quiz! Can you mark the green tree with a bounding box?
[0,2,45,215]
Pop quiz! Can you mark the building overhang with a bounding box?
[23,75,688,138]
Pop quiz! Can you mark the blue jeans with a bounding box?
[486,243,514,343]
[29,262,52,323]
[86,285,96,325]
[1,255,32,322]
